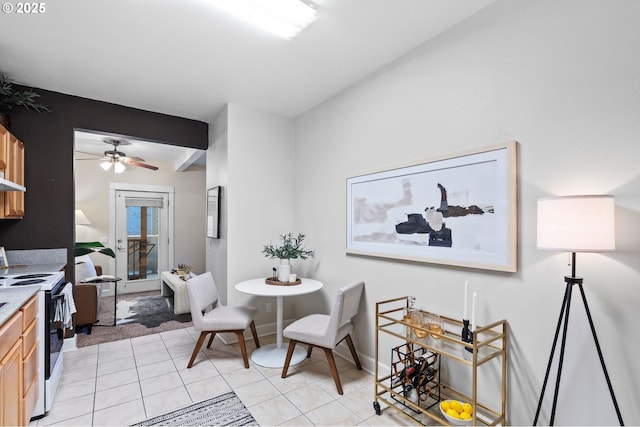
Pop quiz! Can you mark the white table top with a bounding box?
[235,277,323,297]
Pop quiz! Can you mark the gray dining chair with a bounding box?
[281,281,365,394]
[186,272,260,369]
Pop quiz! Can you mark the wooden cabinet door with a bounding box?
[0,133,25,218]
[5,135,24,218]
[0,125,25,219]
[1,340,23,426]
[0,124,7,172]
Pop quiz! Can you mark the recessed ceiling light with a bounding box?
[210,0,318,40]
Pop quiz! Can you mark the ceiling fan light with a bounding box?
[100,160,112,171]
[114,161,126,174]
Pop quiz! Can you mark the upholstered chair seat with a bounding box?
[186,272,260,369]
[281,281,365,394]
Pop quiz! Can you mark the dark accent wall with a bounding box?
[0,87,208,279]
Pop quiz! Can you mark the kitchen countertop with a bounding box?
[0,262,66,325]
[1,263,66,276]
[0,286,40,325]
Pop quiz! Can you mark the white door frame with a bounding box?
[108,183,175,295]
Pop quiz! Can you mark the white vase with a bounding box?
[278,259,291,282]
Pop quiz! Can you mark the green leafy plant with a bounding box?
[262,233,315,260]
[0,72,50,112]
[74,241,115,258]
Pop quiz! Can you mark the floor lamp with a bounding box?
[534,195,624,426]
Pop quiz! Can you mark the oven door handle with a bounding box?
[51,293,65,301]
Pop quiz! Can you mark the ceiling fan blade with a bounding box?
[123,158,159,171]
[76,150,103,158]
[124,156,145,162]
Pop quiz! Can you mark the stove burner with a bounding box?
[11,279,46,286]
[0,276,7,279]
[14,273,52,280]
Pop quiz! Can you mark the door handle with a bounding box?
[117,246,126,251]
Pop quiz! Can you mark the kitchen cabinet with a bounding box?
[0,294,38,426]
[0,124,26,219]
[21,295,38,423]
[0,310,23,426]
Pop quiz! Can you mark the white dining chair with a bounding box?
[281,281,365,394]
[186,272,260,369]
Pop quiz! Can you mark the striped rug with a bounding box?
[131,391,258,426]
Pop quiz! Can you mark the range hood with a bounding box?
[0,177,25,192]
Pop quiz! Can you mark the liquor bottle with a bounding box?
[403,295,416,338]
[392,356,424,386]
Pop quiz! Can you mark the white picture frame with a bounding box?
[346,141,518,272]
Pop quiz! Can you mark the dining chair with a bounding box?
[281,281,365,394]
[186,272,260,369]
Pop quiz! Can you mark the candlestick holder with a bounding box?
[461,319,473,353]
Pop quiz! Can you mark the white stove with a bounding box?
[0,271,65,290]
[0,270,67,419]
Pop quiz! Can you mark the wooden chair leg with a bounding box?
[249,321,260,348]
[188,331,208,368]
[281,340,297,379]
[236,331,250,368]
[306,344,313,358]
[345,334,362,370]
[323,347,343,395]
[206,332,217,349]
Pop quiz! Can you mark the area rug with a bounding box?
[131,391,258,426]
[76,291,193,347]
[117,294,192,328]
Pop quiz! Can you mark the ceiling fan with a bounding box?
[79,138,159,173]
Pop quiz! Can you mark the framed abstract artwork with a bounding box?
[207,186,221,239]
[346,141,517,272]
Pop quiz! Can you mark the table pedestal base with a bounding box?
[250,343,307,368]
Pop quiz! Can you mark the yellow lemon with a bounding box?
[463,402,473,414]
[446,408,461,419]
[440,401,450,412]
[460,411,471,420]
[450,400,464,414]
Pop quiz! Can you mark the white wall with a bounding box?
[75,157,207,276]
[292,0,640,425]
[207,104,296,330]
[206,105,230,303]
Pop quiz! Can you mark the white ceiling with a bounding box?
[1,0,495,163]
[74,130,206,171]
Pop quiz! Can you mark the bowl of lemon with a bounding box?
[439,399,473,425]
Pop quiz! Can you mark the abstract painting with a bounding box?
[346,141,517,272]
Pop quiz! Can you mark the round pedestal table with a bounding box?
[234,278,323,368]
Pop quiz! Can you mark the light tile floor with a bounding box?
[30,327,419,426]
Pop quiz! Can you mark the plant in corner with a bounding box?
[0,71,51,129]
[262,233,315,282]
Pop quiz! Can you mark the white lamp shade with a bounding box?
[100,160,112,171]
[537,195,615,252]
[75,209,91,225]
[114,161,126,174]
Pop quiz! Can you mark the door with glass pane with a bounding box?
[115,190,169,294]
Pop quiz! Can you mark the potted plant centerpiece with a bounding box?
[262,233,315,282]
[0,72,50,129]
